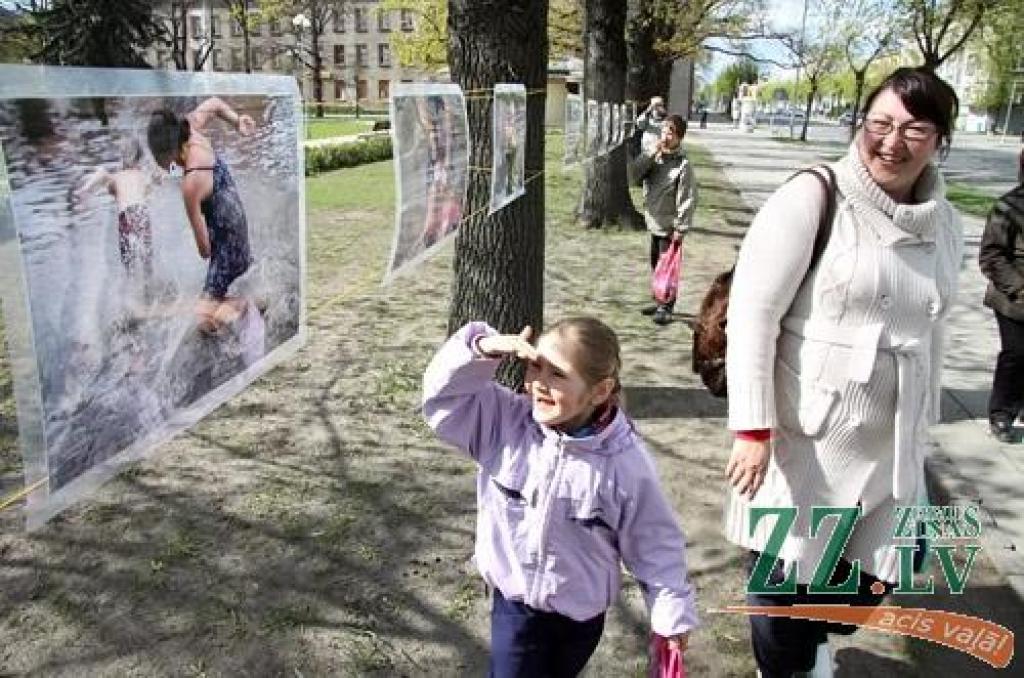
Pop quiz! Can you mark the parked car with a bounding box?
[838,111,857,126]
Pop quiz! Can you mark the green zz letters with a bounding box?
[747,507,862,595]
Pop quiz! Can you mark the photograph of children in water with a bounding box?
[0,92,302,496]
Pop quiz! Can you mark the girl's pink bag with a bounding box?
[651,239,683,305]
[649,634,686,678]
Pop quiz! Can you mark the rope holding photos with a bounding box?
[0,477,47,514]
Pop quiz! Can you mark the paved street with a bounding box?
[720,118,1022,198]
[689,121,1024,621]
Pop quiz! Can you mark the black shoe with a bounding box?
[990,417,1015,443]
[653,307,671,325]
[640,304,659,316]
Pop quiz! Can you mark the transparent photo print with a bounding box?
[488,84,527,215]
[386,83,469,281]
[611,103,622,147]
[563,94,582,168]
[586,99,600,159]
[0,66,305,528]
[599,102,611,156]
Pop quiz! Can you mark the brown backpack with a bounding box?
[692,166,837,398]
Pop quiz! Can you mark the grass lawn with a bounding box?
[945,181,997,218]
[304,116,386,140]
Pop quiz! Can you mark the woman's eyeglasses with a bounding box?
[863,116,937,142]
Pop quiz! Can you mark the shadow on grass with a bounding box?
[623,385,727,419]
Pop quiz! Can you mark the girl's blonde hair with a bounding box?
[544,317,622,398]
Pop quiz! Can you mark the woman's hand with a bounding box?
[476,327,537,362]
[725,437,771,499]
[237,114,256,136]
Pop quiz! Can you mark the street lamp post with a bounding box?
[292,12,315,115]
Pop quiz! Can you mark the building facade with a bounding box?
[148,1,426,106]
[938,45,1024,134]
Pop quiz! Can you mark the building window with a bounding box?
[210,15,221,38]
[378,9,391,32]
[356,43,368,68]
[269,50,280,69]
[270,18,282,36]
[357,79,368,100]
[400,9,414,31]
[212,48,223,70]
[335,79,345,100]
[250,46,263,70]
[189,14,203,38]
[378,79,390,100]
[231,47,243,71]
[231,16,242,37]
[378,43,391,68]
[355,7,368,32]
[334,44,346,66]
[333,11,346,32]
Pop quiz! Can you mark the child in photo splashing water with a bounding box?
[146,97,260,346]
[76,137,157,280]
[422,317,699,676]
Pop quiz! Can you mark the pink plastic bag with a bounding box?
[651,239,683,305]
[649,634,686,678]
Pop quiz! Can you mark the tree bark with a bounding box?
[311,25,324,117]
[849,70,866,141]
[625,2,673,105]
[579,0,640,230]
[447,0,548,384]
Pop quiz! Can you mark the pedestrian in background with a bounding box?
[979,168,1024,443]
[633,114,697,326]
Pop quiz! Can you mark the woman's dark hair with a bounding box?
[146,109,191,164]
[861,67,959,150]
[666,114,687,137]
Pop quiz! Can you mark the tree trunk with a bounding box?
[243,25,251,73]
[849,70,865,141]
[799,84,816,142]
[447,0,548,383]
[579,0,640,229]
[625,1,672,105]
[312,27,325,117]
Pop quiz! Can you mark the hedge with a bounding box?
[302,102,389,117]
[304,134,393,176]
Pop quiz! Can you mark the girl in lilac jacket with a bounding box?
[422,318,698,677]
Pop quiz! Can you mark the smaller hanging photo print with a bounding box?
[599,101,611,156]
[488,83,527,215]
[612,103,622,147]
[563,93,582,168]
[586,99,600,159]
[387,83,469,282]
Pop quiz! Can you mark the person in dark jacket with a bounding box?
[979,177,1024,442]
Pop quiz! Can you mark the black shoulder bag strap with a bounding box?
[787,164,838,271]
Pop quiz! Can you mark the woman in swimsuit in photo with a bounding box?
[146,97,256,335]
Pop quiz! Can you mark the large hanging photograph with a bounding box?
[386,82,469,281]
[0,66,305,528]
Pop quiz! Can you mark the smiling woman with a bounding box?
[722,66,964,676]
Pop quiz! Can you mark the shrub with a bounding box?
[304,135,393,176]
